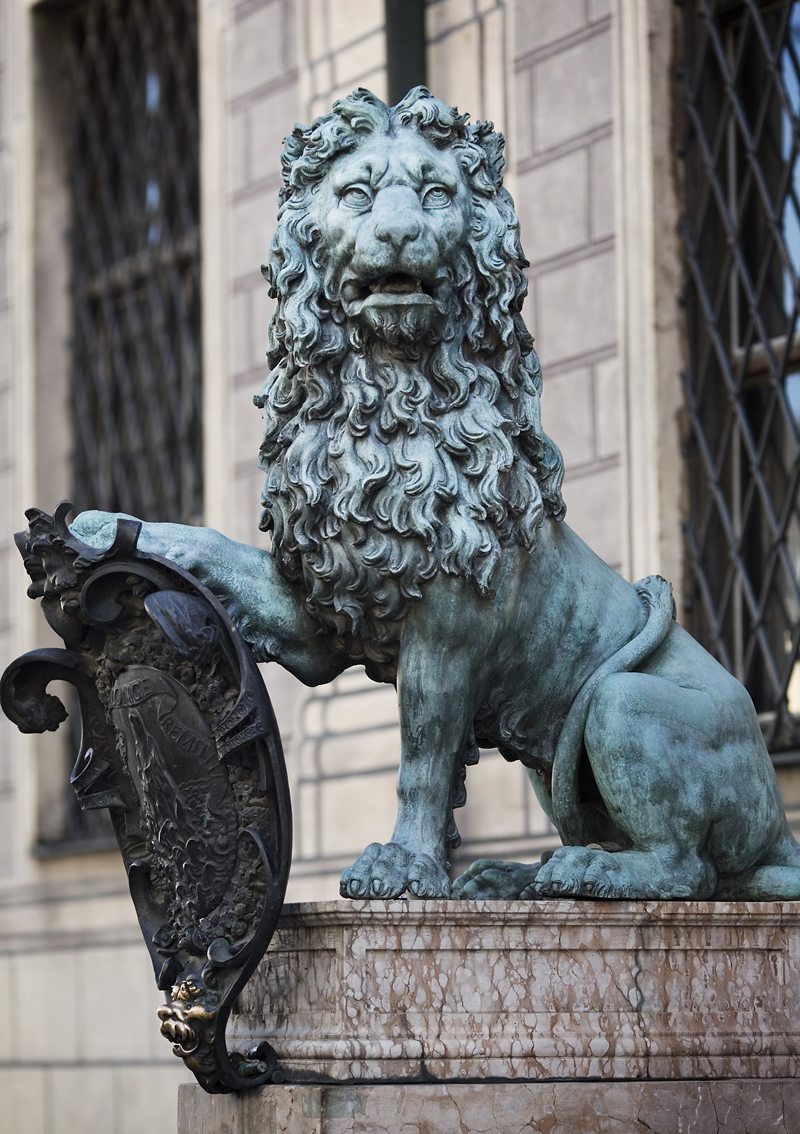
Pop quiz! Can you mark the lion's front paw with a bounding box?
[407,852,450,898]
[70,511,210,572]
[340,842,450,899]
[70,509,133,550]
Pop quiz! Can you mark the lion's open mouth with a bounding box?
[345,274,438,311]
[369,274,425,295]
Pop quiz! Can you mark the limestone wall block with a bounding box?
[516,0,587,54]
[516,149,590,263]
[533,30,613,152]
[537,248,617,364]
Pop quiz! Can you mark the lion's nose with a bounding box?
[374,209,421,250]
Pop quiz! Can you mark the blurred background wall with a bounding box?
[0,1,798,1130]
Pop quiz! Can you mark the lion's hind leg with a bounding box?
[715,831,800,899]
[537,672,724,900]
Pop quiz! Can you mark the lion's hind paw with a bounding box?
[533,846,633,898]
[531,845,694,900]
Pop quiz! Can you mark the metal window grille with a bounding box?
[680,0,800,754]
[52,0,202,847]
[67,0,202,525]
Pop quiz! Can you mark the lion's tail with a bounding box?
[550,575,675,847]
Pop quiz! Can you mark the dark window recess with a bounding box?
[680,0,800,756]
[55,0,202,846]
[68,0,202,526]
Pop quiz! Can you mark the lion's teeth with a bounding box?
[383,276,420,294]
[366,275,424,295]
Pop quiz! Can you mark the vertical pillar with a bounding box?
[385,0,426,104]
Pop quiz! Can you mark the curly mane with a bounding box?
[256,87,565,674]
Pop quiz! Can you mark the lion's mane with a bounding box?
[256,87,565,675]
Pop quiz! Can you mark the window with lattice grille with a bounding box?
[67,0,202,525]
[681,0,800,756]
[44,0,202,848]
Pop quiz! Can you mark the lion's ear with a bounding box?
[469,121,506,188]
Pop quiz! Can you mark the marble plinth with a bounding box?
[227,899,800,1083]
[178,1080,800,1134]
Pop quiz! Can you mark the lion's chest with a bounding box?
[473,666,568,770]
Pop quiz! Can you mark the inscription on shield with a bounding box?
[110,666,238,919]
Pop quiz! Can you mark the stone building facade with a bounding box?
[0,1,798,1131]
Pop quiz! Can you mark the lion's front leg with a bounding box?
[340,610,483,900]
[69,510,344,686]
[338,695,463,899]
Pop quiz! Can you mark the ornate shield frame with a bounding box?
[1,503,292,1093]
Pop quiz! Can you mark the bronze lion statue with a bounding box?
[72,87,800,901]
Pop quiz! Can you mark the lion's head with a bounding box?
[256,87,565,675]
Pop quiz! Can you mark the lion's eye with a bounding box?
[421,185,452,210]
[340,185,373,210]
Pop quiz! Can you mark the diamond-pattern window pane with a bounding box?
[681,0,800,753]
[67,0,202,525]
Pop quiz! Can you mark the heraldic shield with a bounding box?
[0,502,292,1093]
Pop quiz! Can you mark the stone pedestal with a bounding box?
[178,1080,800,1133]
[178,900,800,1133]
